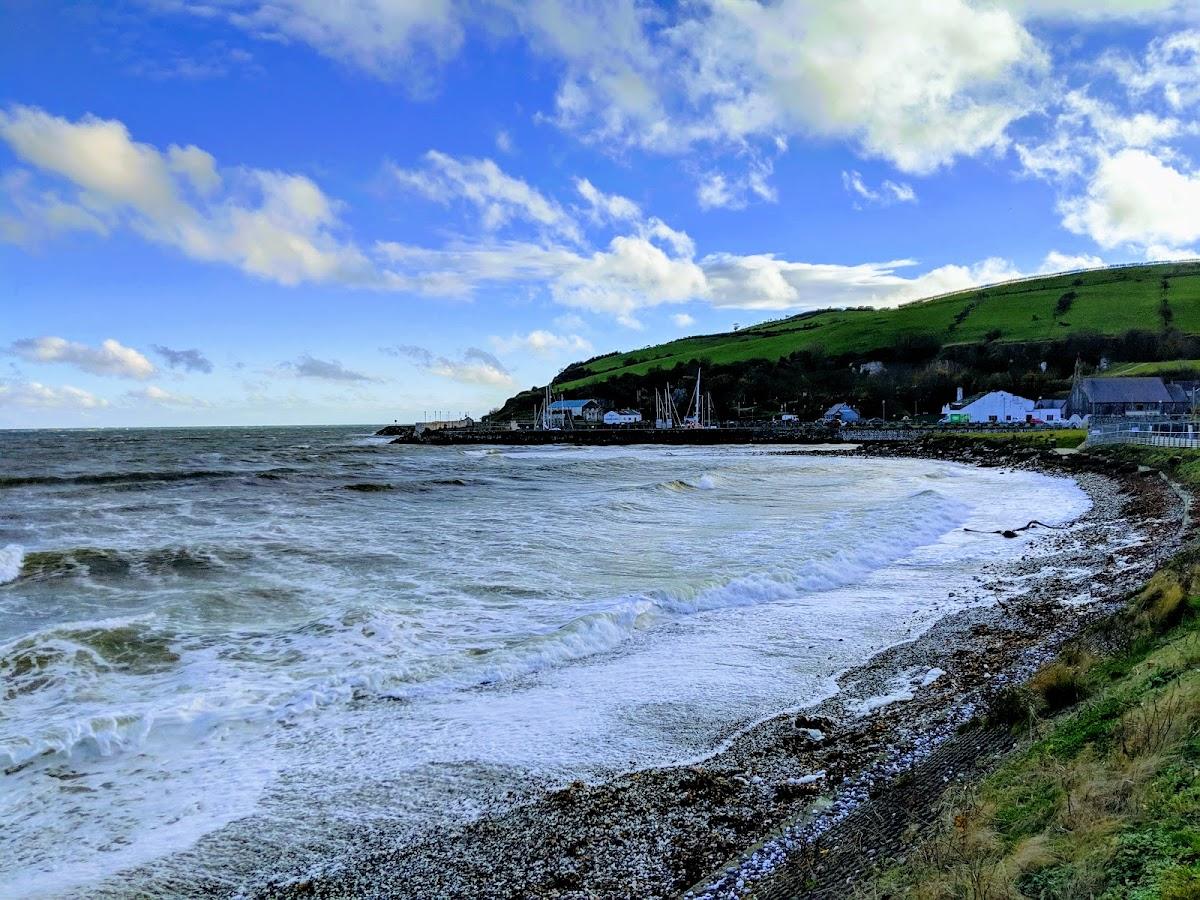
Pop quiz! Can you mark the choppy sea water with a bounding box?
[0,427,1091,896]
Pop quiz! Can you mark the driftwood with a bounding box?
[964,519,1068,538]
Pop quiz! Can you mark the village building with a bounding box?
[1033,398,1067,423]
[941,389,1035,424]
[1066,377,1190,419]
[603,409,643,426]
[822,403,861,424]
[548,399,603,426]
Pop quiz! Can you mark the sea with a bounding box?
[0,426,1091,896]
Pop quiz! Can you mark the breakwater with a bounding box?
[377,425,923,446]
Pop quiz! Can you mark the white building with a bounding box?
[603,409,643,426]
[941,389,1034,424]
[1033,398,1066,423]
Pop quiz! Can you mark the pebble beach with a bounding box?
[249,443,1187,900]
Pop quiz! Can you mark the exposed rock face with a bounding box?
[374,425,414,437]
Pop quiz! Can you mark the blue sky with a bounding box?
[2,0,1199,427]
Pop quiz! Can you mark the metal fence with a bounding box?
[1088,418,1200,448]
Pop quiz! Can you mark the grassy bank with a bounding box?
[1091,444,1200,492]
[861,450,1200,900]
[921,429,1088,451]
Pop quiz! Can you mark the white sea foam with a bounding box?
[0,543,23,584]
[851,687,914,716]
[787,771,826,785]
[0,435,1097,895]
[851,665,949,716]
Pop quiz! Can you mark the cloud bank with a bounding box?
[9,336,156,379]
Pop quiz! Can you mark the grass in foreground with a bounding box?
[862,547,1200,899]
[925,429,1088,450]
[1091,445,1200,492]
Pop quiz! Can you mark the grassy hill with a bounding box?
[489,261,1200,422]
[1107,359,1200,377]
[555,261,1200,391]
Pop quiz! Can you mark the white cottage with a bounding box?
[1033,398,1067,423]
[941,389,1035,424]
[602,409,643,425]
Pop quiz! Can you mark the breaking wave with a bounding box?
[0,487,972,771]
[377,487,970,699]
[655,474,719,492]
[0,544,23,585]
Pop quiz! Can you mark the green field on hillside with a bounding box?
[557,262,1200,391]
[1107,359,1200,377]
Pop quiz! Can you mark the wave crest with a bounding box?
[0,544,22,584]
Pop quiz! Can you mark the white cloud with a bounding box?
[1016,89,1183,182]
[490,329,592,358]
[0,105,374,287]
[176,0,463,83]
[151,1,1060,178]
[0,381,108,409]
[1144,243,1200,261]
[495,129,514,154]
[701,253,1034,312]
[374,238,583,297]
[575,177,640,223]
[695,158,777,210]
[1108,30,1200,111]
[528,0,1047,175]
[841,170,918,207]
[125,385,212,408]
[695,173,736,211]
[0,168,111,246]
[552,234,706,321]
[375,154,1057,317]
[9,336,156,379]
[384,344,514,386]
[1039,250,1106,272]
[1059,148,1200,251]
[671,313,695,328]
[702,1,1041,172]
[1001,0,1188,20]
[388,150,582,242]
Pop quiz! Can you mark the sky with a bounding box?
[2,1,1200,428]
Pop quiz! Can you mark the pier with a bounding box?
[377,424,925,446]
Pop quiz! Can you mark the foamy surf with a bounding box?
[0,543,22,584]
[0,430,1092,896]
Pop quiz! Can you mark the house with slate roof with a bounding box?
[1067,377,1189,419]
[547,398,603,425]
[822,402,861,424]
